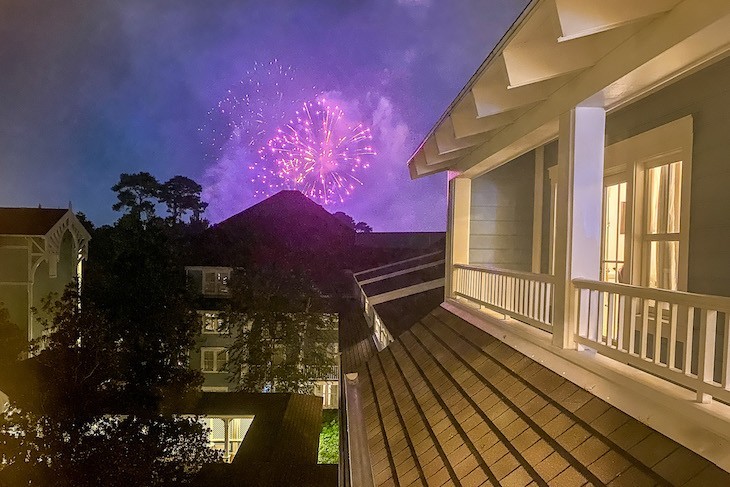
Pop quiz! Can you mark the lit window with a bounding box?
[201,348,228,373]
[201,311,226,334]
[644,161,682,290]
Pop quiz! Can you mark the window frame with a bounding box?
[603,116,693,291]
[201,347,229,373]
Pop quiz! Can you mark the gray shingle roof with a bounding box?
[351,306,730,486]
[0,207,68,235]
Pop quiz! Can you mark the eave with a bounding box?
[408,0,730,180]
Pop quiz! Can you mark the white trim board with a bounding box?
[368,279,445,306]
[353,251,443,277]
[357,260,445,286]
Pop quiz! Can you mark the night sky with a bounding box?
[0,0,527,231]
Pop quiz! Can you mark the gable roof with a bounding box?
[0,207,69,235]
[347,306,730,486]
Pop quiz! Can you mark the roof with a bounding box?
[169,391,337,486]
[355,251,445,338]
[349,306,730,486]
[354,232,445,251]
[0,207,69,235]
[372,287,443,338]
[339,299,377,375]
[408,1,730,179]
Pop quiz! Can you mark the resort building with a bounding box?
[186,265,341,408]
[0,207,90,342]
[341,1,730,485]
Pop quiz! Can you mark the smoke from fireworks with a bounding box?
[203,59,312,198]
[203,61,375,205]
[265,99,376,204]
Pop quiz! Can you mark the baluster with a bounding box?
[722,311,730,391]
[628,296,639,355]
[617,294,625,352]
[654,302,665,365]
[587,290,597,341]
[547,283,553,325]
[668,303,678,370]
[576,288,585,338]
[697,309,718,403]
[607,292,615,348]
[640,299,650,360]
[684,307,695,377]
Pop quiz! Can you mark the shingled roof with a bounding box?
[0,207,69,235]
[348,306,730,486]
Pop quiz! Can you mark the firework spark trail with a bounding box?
[203,60,375,205]
[202,59,313,198]
[266,99,376,204]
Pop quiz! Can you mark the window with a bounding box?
[202,269,230,295]
[643,161,682,290]
[201,311,226,334]
[601,181,628,284]
[200,416,254,463]
[201,347,228,373]
[601,116,692,291]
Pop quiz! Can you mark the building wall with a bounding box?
[606,55,730,296]
[469,150,534,271]
[0,236,31,333]
[0,232,78,340]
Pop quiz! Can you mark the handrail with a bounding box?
[573,278,730,313]
[454,263,556,284]
[573,278,730,404]
[453,264,554,332]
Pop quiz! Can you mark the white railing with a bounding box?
[453,264,555,332]
[574,279,730,404]
[355,280,393,350]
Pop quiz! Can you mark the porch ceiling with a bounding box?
[408,0,730,180]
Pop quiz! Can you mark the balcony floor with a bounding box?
[348,306,730,486]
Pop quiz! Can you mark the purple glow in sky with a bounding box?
[0,0,529,230]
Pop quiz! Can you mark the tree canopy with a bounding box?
[225,267,338,393]
[0,290,220,487]
[111,172,208,225]
[111,172,160,220]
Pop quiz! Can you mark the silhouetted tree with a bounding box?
[333,211,372,233]
[354,221,373,233]
[225,267,337,393]
[0,291,220,487]
[111,172,161,220]
[159,176,208,224]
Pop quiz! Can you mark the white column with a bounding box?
[552,107,606,349]
[531,147,545,273]
[445,176,472,299]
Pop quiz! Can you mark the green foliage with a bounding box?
[83,218,203,407]
[0,288,221,487]
[225,267,337,393]
[318,411,339,464]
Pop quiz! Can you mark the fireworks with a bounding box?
[265,99,376,204]
[203,59,312,198]
[203,61,376,205]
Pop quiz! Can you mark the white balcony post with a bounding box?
[445,176,472,299]
[552,107,606,349]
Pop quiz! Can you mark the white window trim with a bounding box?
[604,116,693,291]
[201,347,229,373]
